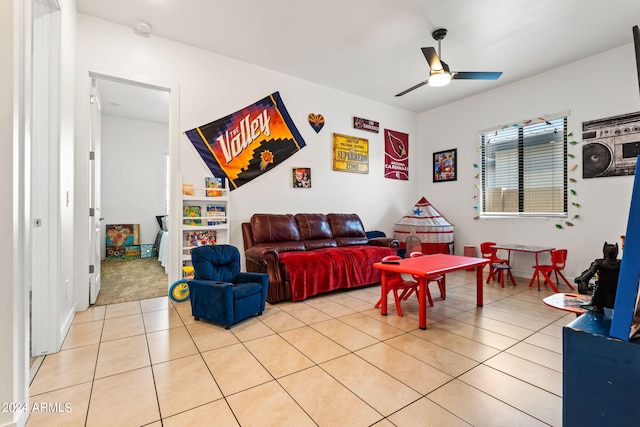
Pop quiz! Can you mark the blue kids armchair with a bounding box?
[188,244,268,329]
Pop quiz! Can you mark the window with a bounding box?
[480,116,567,217]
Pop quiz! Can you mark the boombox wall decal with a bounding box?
[582,111,640,178]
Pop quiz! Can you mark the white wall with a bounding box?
[418,43,640,279]
[75,14,419,287]
[101,115,168,258]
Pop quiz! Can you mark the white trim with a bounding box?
[478,110,571,135]
[168,83,181,285]
[2,0,31,425]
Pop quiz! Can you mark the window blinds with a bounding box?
[481,117,567,216]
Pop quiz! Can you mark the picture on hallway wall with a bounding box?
[293,168,311,188]
[433,148,457,182]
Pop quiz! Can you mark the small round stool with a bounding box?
[463,245,476,271]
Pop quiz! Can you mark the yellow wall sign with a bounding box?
[332,133,369,174]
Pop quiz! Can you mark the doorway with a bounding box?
[90,76,171,305]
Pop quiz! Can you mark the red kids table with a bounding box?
[374,254,489,329]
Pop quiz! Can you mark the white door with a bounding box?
[89,78,102,304]
[30,0,61,356]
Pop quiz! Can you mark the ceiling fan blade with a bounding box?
[395,80,429,97]
[421,47,442,70]
[452,71,503,80]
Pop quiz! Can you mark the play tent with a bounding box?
[394,196,454,254]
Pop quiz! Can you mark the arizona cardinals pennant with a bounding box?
[384,129,409,180]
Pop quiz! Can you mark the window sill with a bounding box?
[479,213,568,219]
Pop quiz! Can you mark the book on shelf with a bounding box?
[184,230,217,248]
[206,205,226,225]
[183,205,202,226]
[182,183,195,196]
[205,176,224,197]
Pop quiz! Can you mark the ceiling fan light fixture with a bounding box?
[428,70,452,87]
[395,28,503,96]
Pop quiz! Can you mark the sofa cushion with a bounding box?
[303,239,338,251]
[295,213,333,240]
[251,241,306,254]
[295,213,337,250]
[251,213,301,244]
[327,213,368,246]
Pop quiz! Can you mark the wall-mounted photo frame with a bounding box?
[433,148,457,182]
[293,167,311,188]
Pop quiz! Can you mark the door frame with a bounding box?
[30,0,62,356]
[83,71,181,305]
[88,77,102,304]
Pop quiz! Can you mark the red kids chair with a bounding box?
[536,249,575,292]
[404,251,446,304]
[480,241,510,284]
[374,255,421,316]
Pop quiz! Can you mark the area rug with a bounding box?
[95,258,168,305]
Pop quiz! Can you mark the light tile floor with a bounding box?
[27,270,575,426]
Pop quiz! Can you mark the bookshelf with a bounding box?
[180,176,229,278]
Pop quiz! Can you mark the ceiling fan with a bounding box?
[395,28,503,97]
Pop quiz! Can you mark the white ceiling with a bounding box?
[78,0,640,118]
[95,78,170,124]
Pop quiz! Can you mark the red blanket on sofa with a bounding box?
[279,245,395,301]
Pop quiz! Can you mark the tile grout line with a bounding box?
[83,301,108,426]
[40,271,569,426]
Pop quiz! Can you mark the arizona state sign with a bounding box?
[185,92,306,190]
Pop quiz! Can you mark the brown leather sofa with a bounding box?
[242,213,398,303]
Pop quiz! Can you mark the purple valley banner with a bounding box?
[185,92,306,190]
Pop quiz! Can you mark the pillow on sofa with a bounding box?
[365,230,386,239]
